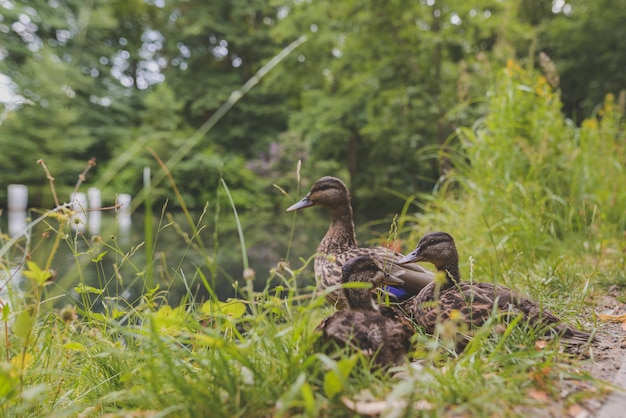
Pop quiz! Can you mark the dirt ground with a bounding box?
[582,291,626,417]
[524,290,626,418]
[504,289,626,418]
[584,292,626,382]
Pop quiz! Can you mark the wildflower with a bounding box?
[243,268,256,281]
[59,305,78,323]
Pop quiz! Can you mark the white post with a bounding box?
[7,184,28,211]
[70,192,87,232]
[87,187,102,235]
[7,184,28,237]
[117,193,132,242]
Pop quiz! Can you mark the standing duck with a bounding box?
[316,256,416,368]
[398,232,596,349]
[287,176,434,308]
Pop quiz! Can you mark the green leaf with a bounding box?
[12,310,34,340]
[91,251,108,263]
[323,369,343,399]
[323,356,357,399]
[74,284,104,295]
[153,305,190,335]
[21,261,51,286]
[300,381,316,416]
[2,304,9,321]
[200,299,246,319]
[220,300,247,318]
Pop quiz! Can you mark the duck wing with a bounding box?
[355,246,435,294]
[408,282,503,333]
[408,281,596,347]
[317,246,435,307]
[471,283,597,345]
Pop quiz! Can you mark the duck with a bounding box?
[398,231,596,350]
[286,176,434,308]
[315,255,416,368]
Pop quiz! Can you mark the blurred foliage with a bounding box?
[0,0,624,222]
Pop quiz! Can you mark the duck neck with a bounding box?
[438,261,461,287]
[344,287,378,311]
[318,203,358,254]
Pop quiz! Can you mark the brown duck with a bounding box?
[316,255,416,368]
[398,231,596,349]
[287,176,434,308]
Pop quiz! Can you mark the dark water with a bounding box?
[2,207,322,310]
[2,206,398,311]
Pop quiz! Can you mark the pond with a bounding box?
[1,203,401,315]
[2,196,403,313]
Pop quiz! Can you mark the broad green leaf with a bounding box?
[323,369,343,399]
[21,261,51,286]
[220,300,246,318]
[12,310,34,340]
[300,381,316,416]
[323,356,357,399]
[200,299,246,319]
[153,305,190,335]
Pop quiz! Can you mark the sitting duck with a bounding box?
[287,176,434,308]
[398,232,596,349]
[316,256,416,368]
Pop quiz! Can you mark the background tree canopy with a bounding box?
[0,0,624,220]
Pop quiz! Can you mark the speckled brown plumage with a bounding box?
[399,232,596,349]
[315,256,416,368]
[287,176,434,308]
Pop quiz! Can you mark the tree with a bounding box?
[0,0,159,204]
[537,0,626,121]
[269,0,508,216]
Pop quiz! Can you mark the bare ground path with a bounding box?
[588,293,626,418]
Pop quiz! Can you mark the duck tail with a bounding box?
[508,295,597,346]
[555,324,598,346]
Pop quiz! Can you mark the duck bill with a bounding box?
[397,247,422,264]
[382,272,405,286]
[286,195,314,212]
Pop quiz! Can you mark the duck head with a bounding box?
[397,231,458,271]
[341,255,404,310]
[286,176,350,212]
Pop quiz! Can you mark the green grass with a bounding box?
[1,60,625,417]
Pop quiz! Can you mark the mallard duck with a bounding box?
[398,231,596,349]
[287,176,434,308]
[316,255,416,368]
